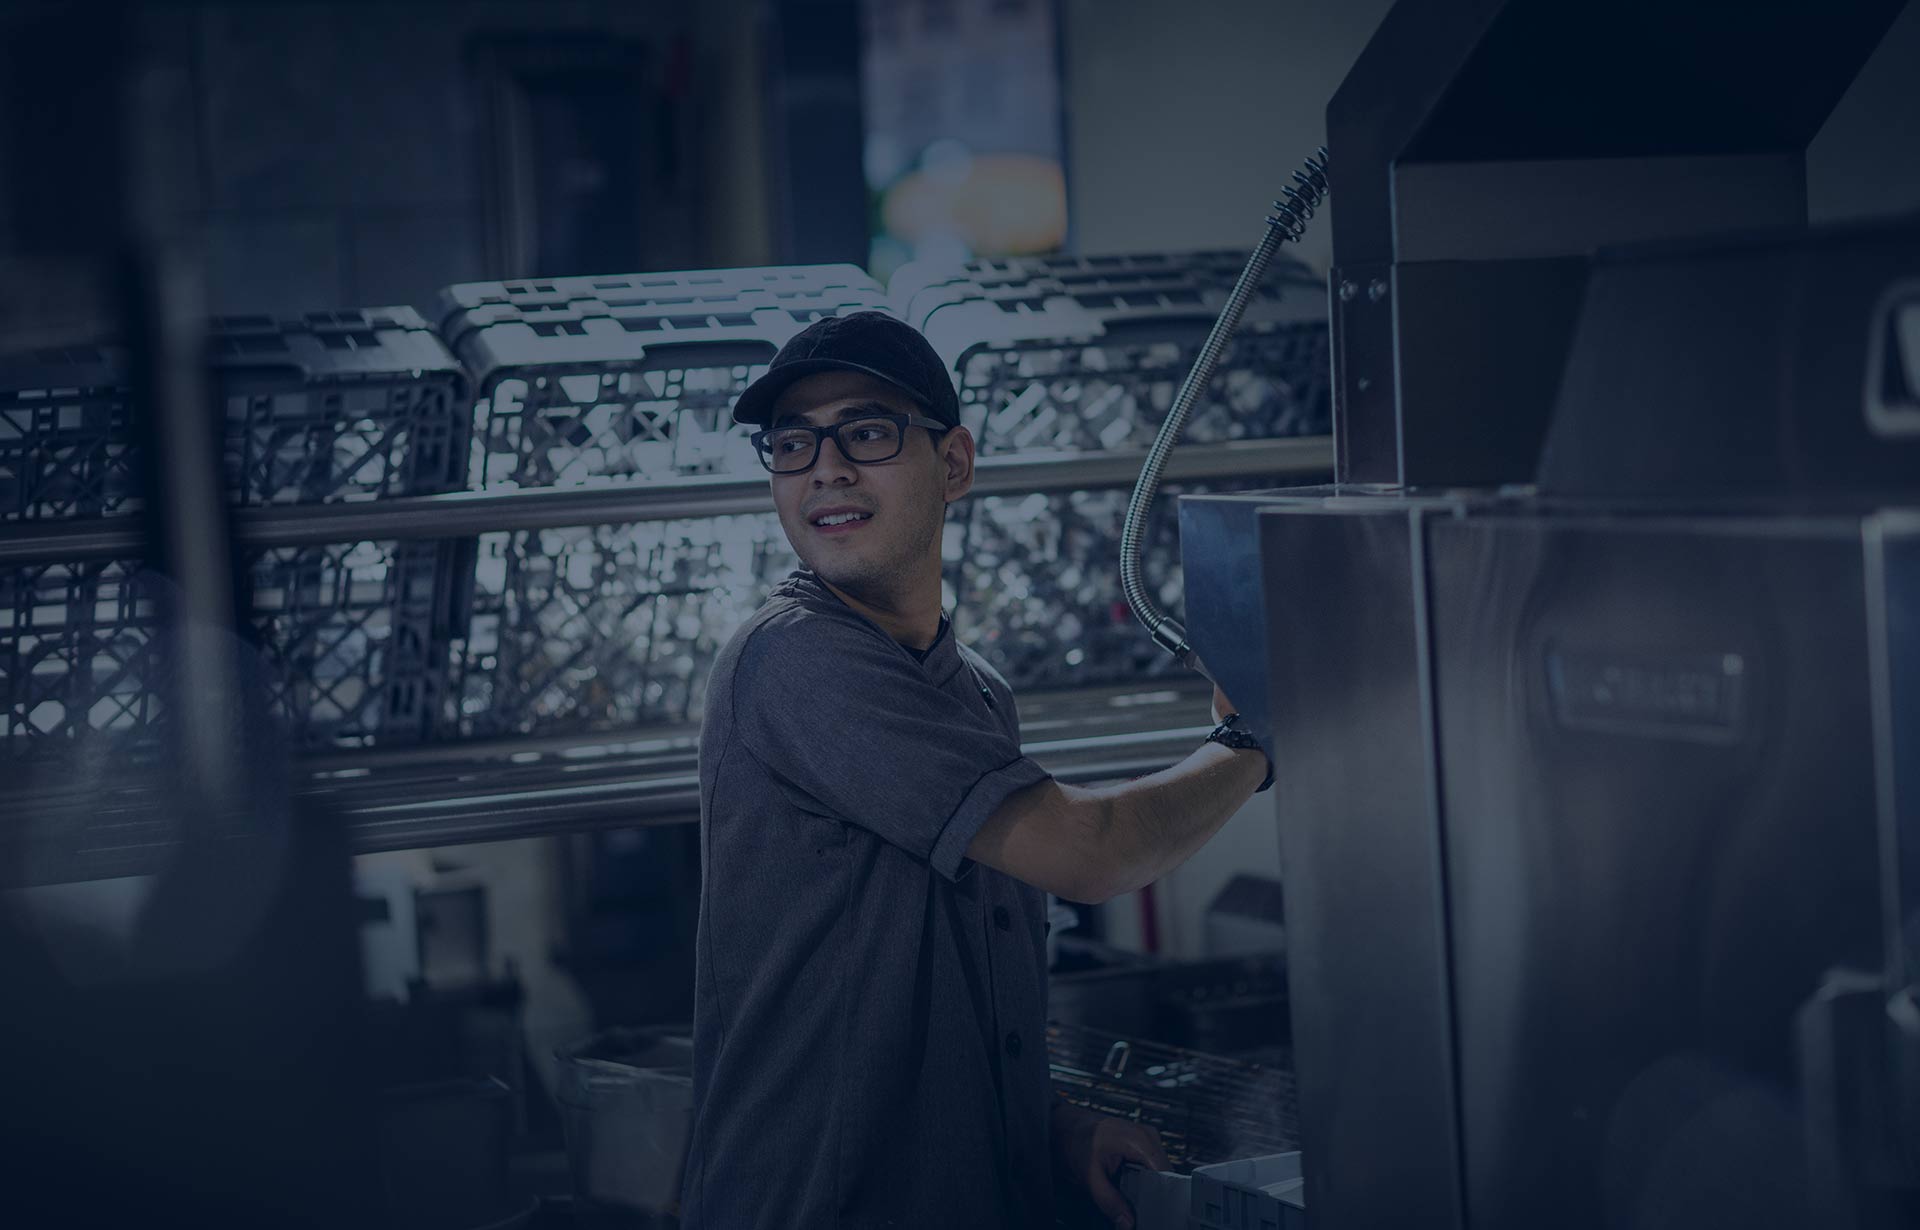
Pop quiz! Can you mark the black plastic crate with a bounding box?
[246,537,465,749]
[0,345,133,520]
[437,265,889,489]
[211,308,470,505]
[0,308,468,521]
[3,537,464,759]
[894,249,1331,455]
[451,514,795,737]
[2,307,470,758]
[0,555,167,759]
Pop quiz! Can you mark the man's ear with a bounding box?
[940,425,976,504]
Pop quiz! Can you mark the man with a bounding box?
[683,312,1273,1229]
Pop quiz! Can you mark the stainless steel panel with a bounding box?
[1871,513,1920,989]
[1391,258,1587,488]
[1427,514,1885,1229]
[1536,225,1920,502]
[1329,260,1399,485]
[1332,256,1586,489]
[1179,492,1282,736]
[1258,495,1466,1230]
[1391,156,1805,263]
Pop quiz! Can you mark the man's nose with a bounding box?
[810,435,859,484]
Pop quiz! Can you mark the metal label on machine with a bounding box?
[1545,646,1749,744]
[1865,280,1920,439]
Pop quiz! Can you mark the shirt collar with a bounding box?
[775,569,963,683]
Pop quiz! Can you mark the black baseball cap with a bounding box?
[731,310,961,430]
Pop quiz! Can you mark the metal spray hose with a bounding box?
[1120,148,1330,677]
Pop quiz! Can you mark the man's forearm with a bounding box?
[1088,740,1268,898]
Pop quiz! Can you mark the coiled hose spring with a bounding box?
[1119,147,1330,677]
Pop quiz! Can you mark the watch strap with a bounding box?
[1206,713,1274,792]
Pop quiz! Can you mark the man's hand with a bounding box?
[1052,1101,1172,1229]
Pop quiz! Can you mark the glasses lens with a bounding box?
[841,417,903,462]
[761,428,819,472]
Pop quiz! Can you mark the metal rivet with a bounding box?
[1338,280,1358,302]
[1367,278,1389,302]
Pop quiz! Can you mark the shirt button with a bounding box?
[993,906,1011,931]
[1005,1031,1022,1057]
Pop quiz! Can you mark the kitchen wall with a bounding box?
[1060,0,1396,280]
[105,0,772,319]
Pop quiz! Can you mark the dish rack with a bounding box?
[1045,1021,1299,1173]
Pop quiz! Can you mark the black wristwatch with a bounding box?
[1206,712,1274,792]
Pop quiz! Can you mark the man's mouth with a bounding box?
[809,508,874,531]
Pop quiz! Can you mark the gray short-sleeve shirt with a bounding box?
[682,570,1057,1229]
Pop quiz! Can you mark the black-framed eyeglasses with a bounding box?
[749,412,949,475]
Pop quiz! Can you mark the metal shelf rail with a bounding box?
[0,437,1324,564]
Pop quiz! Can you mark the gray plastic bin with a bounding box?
[1190,1151,1307,1230]
[555,1029,694,1219]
